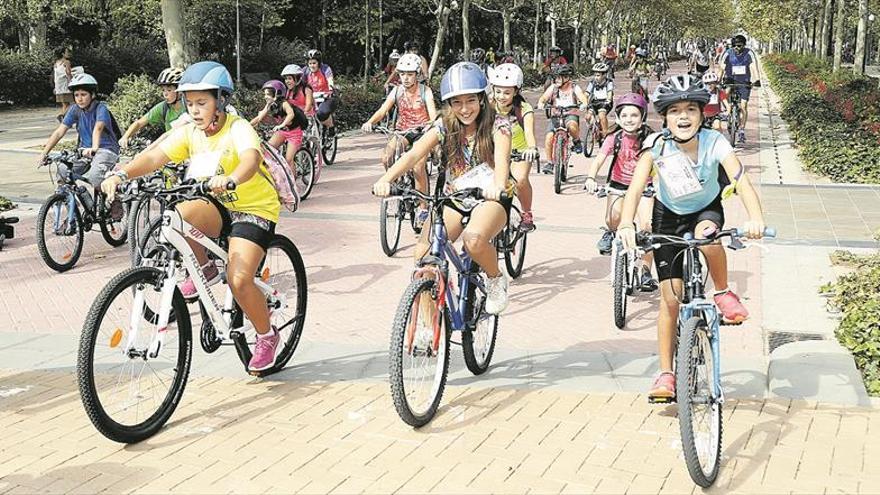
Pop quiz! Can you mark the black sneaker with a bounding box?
[597,229,614,255]
[639,271,659,292]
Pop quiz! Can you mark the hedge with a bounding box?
[821,244,880,396]
[763,52,880,183]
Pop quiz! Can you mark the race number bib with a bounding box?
[655,151,703,200]
[453,163,495,192]
[732,65,747,76]
[709,94,719,105]
[593,87,609,100]
[186,150,223,180]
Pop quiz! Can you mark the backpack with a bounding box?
[74,101,123,148]
[259,140,301,213]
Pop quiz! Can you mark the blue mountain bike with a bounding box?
[385,185,506,427]
[640,226,775,487]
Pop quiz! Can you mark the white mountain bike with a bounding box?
[77,180,308,443]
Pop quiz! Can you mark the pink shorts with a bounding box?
[276,128,303,151]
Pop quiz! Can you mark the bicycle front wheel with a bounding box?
[503,205,527,279]
[584,125,596,157]
[37,192,84,272]
[99,197,128,247]
[676,316,722,487]
[128,194,160,265]
[295,148,316,200]
[727,111,738,146]
[553,134,565,194]
[379,197,404,257]
[612,248,628,329]
[389,277,450,427]
[77,267,193,443]
[322,132,338,165]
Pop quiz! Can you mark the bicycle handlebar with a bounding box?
[639,227,775,252]
[384,184,510,204]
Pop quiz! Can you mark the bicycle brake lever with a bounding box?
[727,236,745,251]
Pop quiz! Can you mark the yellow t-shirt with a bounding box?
[495,101,534,151]
[161,114,280,223]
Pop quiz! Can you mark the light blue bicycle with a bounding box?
[640,226,775,487]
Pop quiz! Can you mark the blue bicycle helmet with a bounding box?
[440,62,488,101]
[177,61,234,95]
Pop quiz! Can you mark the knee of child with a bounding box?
[462,231,486,254]
[227,268,253,294]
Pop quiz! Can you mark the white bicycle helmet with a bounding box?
[488,63,523,88]
[701,71,720,84]
[281,64,304,77]
[69,73,99,92]
[156,67,184,86]
[591,62,609,73]
[396,53,422,72]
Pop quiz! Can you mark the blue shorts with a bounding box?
[731,85,751,102]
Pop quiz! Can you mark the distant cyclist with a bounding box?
[719,34,762,143]
[119,68,186,149]
[305,49,338,137]
[250,79,309,166]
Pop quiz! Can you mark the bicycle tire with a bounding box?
[134,216,164,268]
[37,192,84,272]
[295,148,317,200]
[676,315,723,487]
[728,110,738,147]
[461,277,499,375]
[99,196,128,247]
[127,194,158,265]
[259,235,309,372]
[77,266,193,443]
[389,277,450,427]
[553,134,565,194]
[613,248,628,329]
[503,205,527,279]
[584,124,596,158]
[322,132,338,165]
[379,197,404,256]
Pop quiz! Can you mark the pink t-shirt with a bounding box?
[600,131,650,185]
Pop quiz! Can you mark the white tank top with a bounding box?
[54,61,70,94]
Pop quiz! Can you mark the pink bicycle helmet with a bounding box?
[262,79,286,99]
[615,92,648,120]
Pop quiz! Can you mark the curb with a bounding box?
[768,339,872,406]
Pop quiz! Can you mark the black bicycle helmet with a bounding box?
[553,64,574,77]
[732,34,747,46]
[651,74,711,114]
[549,45,562,54]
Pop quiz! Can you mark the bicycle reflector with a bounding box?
[109,328,123,348]
[261,267,270,282]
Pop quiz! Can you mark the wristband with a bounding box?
[113,169,129,181]
[586,176,596,181]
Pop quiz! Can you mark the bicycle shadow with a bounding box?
[505,256,610,316]
[0,462,159,494]
[306,262,400,296]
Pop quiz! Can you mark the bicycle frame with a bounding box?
[134,207,281,359]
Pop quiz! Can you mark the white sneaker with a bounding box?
[484,273,509,315]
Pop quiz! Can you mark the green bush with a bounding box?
[230,86,265,121]
[764,53,880,183]
[0,49,54,105]
[0,196,15,212]
[334,77,386,131]
[106,74,163,133]
[821,251,880,396]
[76,40,168,97]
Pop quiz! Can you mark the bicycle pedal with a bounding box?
[720,317,746,326]
[648,395,676,404]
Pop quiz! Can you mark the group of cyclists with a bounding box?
[36,32,767,401]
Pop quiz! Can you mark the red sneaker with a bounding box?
[714,290,749,324]
[649,372,675,400]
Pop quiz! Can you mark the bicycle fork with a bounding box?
[679,302,725,405]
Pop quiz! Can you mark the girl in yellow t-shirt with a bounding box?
[102,61,283,372]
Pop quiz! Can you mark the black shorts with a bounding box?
[591,101,612,114]
[210,198,276,251]
[651,196,724,282]
[316,96,339,122]
[401,128,426,146]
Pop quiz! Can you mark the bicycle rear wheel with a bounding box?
[380,197,404,257]
[322,131,338,165]
[553,134,565,194]
[295,148,316,200]
[37,192,84,272]
[676,315,722,487]
[77,266,192,443]
[389,277,450,427]
[612,246,628,329]
[258,235,308,372]
[99,196,128,247]
[462,277,498,375]
[502,205,527,279]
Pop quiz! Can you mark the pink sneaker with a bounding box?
[179,263,221,300]
[649,372,675,401]
[714,290,749,324]
[520,211,536,232]
[249,328,279,371]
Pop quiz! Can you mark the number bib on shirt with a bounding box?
[709,93,719,105]
[655,151,703,200]
[732,65,747,76]
[186,150,223,180]
[453,163,495,192]
[593,87,609,101]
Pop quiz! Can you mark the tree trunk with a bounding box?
[502,7,512,52]
[821,0,833,58]
[17,25,29,53]
[853,0,868,74]
[428,1,453,79]
[833,0,846,71]
[364,0,371,81]
[161,0,188,67]
[27,5,48,53]
[462,0,471,59]
[533,0,541,69]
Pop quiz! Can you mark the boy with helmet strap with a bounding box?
[101,61,283,373]
[616,74,767,401]
[39,72,122,191]
[536,64,590,172]
[362,52,438,222]
[719,34,762,143]
[250,79,309,166]
[119,67,186,149]
[490,63,539,231]
[305,49,338,136]
[373,61,514,315]
[585,63,614,138]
